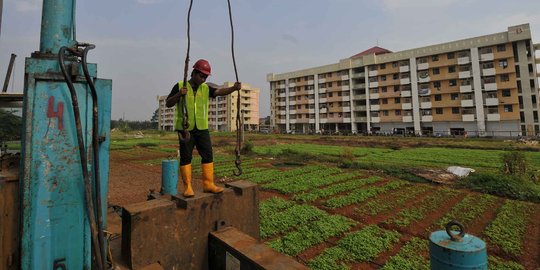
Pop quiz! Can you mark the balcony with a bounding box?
[355,105,366,111]
[369,70,378,77]
[400,78,411,85]
[320,108,327,113]
[279,110,286,115]
[370,93,380,99]
[309,109,315,114]
[400,65,410,73]
[356,116,367,122]
[341,75,349,81]
[319,97,327,103]
[421,115,433,122]
[370,81,379,87]
[483,83,498,91]
[461,100,474,107]
[402,116,413,122]
[418,88,431,96]
[319,119,327,124]
[370,105,380,111]
[278,101,286,106]
[290,119,296,124]
[401,91,412,97]
[307,89,315,95]
[352,72,365,78]
[459,71,472,79]
[480,53,494,61]
[353,83,366,89]
[482,68,496,76]
[458,56,470,65]
[289,100,296,105]
[402,103,412,110]
[309,119,316,124]
[462,114,475,122]
[420,102,432,109]
[487,113,500,121]
[289,110,296,114]
[319,87,327,93]
[371,117,381,123]
[277,92,286,97]
[417,63,429,70]
[278,84,286,88]
[342,106,351,112]
[460,85,473,93]
[342,85,350,91]
[308,80,314,85]
[318,78,326,83]
[342,96,351,102]
[343,118,352,122]
[485,98,499,106]
[354,94,366,100]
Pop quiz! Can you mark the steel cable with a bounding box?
[178,0,194,143]
[227,0,242,176]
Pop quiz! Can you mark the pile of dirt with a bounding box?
[409,168,458,185]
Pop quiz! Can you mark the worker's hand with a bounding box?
[233,82,242,91]
[180,87,188,95]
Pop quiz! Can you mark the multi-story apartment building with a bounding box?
[268,24,540,137]
[157,82,260,132]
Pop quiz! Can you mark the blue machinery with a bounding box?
[20,0,111,268]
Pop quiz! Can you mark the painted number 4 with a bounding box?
[47,96,64,130]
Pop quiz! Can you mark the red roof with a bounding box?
[350,46,392,58]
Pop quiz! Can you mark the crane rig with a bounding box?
[0,0,305,269]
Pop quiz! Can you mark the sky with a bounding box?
[1,0,540,121]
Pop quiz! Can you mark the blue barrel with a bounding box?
[161,159,179,195]
[429,220,487,270]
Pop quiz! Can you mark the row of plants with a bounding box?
[488,256,524,270]
[260,202,327,239]
[380,237,429,270]
[248,165,326,184]
[293,175,382,202]
[483,199,533,256]
[324,180,409,209]
[261,167,343,194]
[268,214,356,256]
[386,188,460,227]
[308,225,400,270]
[356,184,432,217]
[434,193,498,229]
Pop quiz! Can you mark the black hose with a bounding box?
[178,0,194,143]
[81,44,106,270]
[59,46,104,269]
[227,0,242,176]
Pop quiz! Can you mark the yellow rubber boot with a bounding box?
[202,162,223,193]
[180,164,194,197]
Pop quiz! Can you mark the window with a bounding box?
[394,85,401,92]
[449,80,457,86]
[451,93,459,100]
[497,44,506,52]
[392,62,398,68]
[448,66,456,73]
[436,108,443,114]
[382,98,388,104]
[504,105,513,112]
[447,52,455,59]
[432,55,439,61]
[395,97,401,104]
[452,107,460,114]
[433,81,441,88]
[432,68,440,75]
[381,87,387,93]
[501,74,509,82]
[380,63,386,69]
[502,90,511,97]
[380,75,387,81]
[395,110,401,116]
[533,95,537,105]
[393,74,399,80]
[435,94,442,101]
[499,59,508,68]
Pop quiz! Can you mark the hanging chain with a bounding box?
[227,0,242,176]
[178,0,194,142]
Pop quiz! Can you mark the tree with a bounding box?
[0,109,22,140]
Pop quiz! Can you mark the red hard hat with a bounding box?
[193,59,211,75]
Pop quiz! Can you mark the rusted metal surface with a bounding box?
[209,227,308,270]
[0,155,20,270]
[121,180,259,270]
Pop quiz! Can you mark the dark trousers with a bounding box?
[178,129,213,166]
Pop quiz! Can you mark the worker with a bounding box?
[166,59,241,197]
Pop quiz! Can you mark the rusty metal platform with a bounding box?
[121,180,260,269]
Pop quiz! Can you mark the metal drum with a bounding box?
[429,220,487,270]
[161,159,179,195]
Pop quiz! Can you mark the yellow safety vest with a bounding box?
[174,81,209,131]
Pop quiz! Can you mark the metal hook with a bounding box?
[233,155,242,176]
